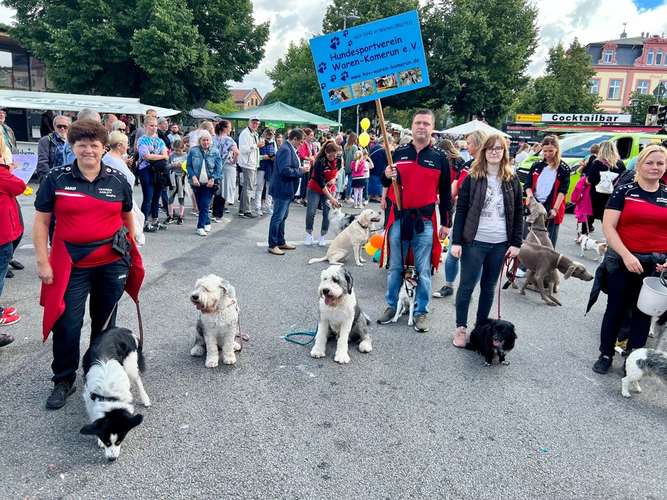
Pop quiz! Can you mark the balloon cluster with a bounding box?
[358,117,371,148]
[364,233,384,263]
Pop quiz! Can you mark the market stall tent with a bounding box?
[220,101,340,127]
[189,108,221,120]
[438,119,509,137]
[0,89,180,116]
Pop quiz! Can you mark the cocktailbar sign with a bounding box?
[541,113,632,123]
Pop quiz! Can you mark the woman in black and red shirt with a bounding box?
[592,144,667,374]
[304,141,342,246]
[33,120,144,409]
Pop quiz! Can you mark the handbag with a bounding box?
[595,170,619,194]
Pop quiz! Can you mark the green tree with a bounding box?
[622,90,666,124]
[265,41,331,118]
[322,0,418,33]
[6,0,269,110]
[514,39,601,114]
[422,0,538,124]
[206,96,239,116]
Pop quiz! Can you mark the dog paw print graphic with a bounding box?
[330,36,340,50]
[330,74,337,83]
[318,62,327,74]
[340,71,349,82]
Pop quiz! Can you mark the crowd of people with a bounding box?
[0,106,665,407]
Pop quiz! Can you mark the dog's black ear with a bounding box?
[80,421,102,436]
[343,268,354,294]
[128,414,143,431]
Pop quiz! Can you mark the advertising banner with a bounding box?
[309,10,430,112]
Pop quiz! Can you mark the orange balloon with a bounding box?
[369,234,384,248]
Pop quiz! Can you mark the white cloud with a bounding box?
[2,1,667,97]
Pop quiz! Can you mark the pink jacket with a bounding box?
[571,176,593,222]
[351,159,366,179]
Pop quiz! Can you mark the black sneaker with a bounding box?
[176,216,183,225]
[9,260,24,270]
[244,212,257,219]
[144,224,157,233]
[46,382,76,410]
[592,355,613,374]
[5,269,14,278]
[433,285,454,298]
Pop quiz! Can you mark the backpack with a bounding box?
[595,170,619,194]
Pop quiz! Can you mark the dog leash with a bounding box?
[497,255,519,319]
[136,301,144,349]
[283,330,317,346]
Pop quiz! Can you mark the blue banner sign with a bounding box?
[309,10,430,112]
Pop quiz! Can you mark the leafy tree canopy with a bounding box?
[6,0,269,110]
[514,39,600,115]
[322,0,418,33]
[622,90,666,125]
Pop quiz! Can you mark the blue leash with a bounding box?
[283,331,317,346]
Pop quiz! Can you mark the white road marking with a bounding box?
[19,244,34,250]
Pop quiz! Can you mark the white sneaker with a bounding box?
[515,268,526,278]
[363,200,369,206]
[318,235,327,246]
[304,233,314,246]
[204,224,211,232]
[196,228,207,237]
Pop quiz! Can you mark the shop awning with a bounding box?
[0,89,180,117]
[220,101,340,127]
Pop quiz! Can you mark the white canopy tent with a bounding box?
[0,89,180,117]
[437,119,509,137]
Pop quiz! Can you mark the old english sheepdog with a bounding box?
[310,265,372,364]
[621,348,667,398]
[190,274,242,367]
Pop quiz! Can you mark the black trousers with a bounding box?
[51,255,130,384]
[212,194,226,218]
[599,259,652,358]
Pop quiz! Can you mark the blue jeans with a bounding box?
[305,189,330,235]
[0,241,13,300]
[268,197,291,248]
[193,186,214,228]
[368,174,383,197]
[385,220,433,315]
[443,249,460,284]
[345,172,353,199]
[455,240,507,328]
[138,167,157,221]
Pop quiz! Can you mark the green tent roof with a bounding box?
[218,101,340,127]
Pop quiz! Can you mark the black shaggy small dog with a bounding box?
[465,319,517,366]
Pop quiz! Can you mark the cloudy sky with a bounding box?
[2,0,667,98]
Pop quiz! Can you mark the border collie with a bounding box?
[80,327,150,461]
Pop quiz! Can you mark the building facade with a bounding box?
[0,31,49,91]
[586,32,667,113]
[231,88,263,110]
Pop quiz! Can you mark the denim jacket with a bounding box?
[186,146,222,184]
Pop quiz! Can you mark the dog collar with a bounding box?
[357,220,369,229]
[556,254,564,267]
[90,393,119,402]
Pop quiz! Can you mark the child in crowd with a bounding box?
[350,150,369,209]
[0,160,26,337]
[167,140,188,224]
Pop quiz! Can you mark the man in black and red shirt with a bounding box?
[377,109,452,332]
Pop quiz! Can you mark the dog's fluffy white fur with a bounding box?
[621,348,667,398]
[190,274,242,367]
[575,234,607,262]
[81,328,148,461]
[308,209,382,266]
[310,265,372,364]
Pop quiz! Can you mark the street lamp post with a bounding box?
[337,14,360,131]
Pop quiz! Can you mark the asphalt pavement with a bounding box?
[0,190,665,499]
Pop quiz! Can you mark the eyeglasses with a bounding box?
[56,124,69,129]
[487,146,504,153]
[118,128,127,132]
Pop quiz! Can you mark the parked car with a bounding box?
[516,132,666,204]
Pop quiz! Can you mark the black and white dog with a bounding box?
[310,265,372,364]
[465,319,517,366]
[391,266,419,326]
[80,327,150,461]
[622,348,667,398]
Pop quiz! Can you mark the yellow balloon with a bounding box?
[182,160,187,172]
[364,242,377,256]
[23,186,33,196]
[358,132,370,148]
[360,118,371,131]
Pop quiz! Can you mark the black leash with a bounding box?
[135,301,144,349]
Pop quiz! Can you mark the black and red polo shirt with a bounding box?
[606,182,667,254]
[35,161,133,266]
[381,143,452,226]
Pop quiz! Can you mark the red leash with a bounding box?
[497,254,519,319]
